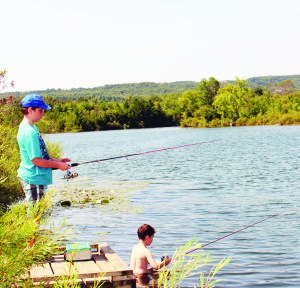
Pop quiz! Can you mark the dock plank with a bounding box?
[112,275,136,287]
[30,263,53,281]
[83,276,112,288]
[92,254,120,276]
[74,260,103,278]
[51,254,75,276]
[99,243,133,276]
[34,279,84,286]
[28,243,135,287]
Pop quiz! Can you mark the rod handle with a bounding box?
[52,162,79,170]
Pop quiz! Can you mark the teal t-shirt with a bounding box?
[17,124,52,185]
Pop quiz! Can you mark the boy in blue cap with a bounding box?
[17,93,71,203]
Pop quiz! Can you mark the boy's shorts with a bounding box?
[18,178,47,202]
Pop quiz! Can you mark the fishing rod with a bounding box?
[185,211,286,255]
[56,139,223,178]
[161,211,286,263]
[70,139,222,168]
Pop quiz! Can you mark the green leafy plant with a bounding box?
[156,238,231,288]
[0,191,72,287]
[0,124,24,209]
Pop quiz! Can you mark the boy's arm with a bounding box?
[158,257,172,269]
[50,157,71,163]
[146,251,172,271]
[146,250,159,270]
[31,158,70,170]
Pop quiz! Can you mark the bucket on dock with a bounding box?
[64,243,92,261]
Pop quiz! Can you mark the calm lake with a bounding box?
[48,126,299,287]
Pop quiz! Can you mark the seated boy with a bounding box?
[130,224,172,275]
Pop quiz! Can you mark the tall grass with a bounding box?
[0,192,107,287]
[0,124,23,209]
[0,192,71,286]
[157,238,231,288]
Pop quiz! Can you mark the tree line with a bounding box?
[2,81,199,100]
[2,77,300,134]
[2,74,300,101]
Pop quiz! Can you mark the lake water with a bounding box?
[48,126,300,287]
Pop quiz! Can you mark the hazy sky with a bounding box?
[1,0,299,92]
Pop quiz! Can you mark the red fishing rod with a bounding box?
[185,211,286,255]
[57,139,223,178]
[68,139,223,168]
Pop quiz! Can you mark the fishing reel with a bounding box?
[161,255,170,262]
[64,170,78,180]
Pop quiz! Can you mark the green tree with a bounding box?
[178,90,198,118]
[213,77,253,120]
[253,87,263,96]
[278,79,296,95]
[197,77,220,106]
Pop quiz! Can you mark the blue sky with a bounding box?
[1,0,300,92]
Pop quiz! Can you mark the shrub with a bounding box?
[44,137,64,160]
[195,117,208,128]
[209,119,222,127]
[256,114,279,125]
[0,124,23,209]
[291,112,300,124]
[247,118,257,126]
[236,117,248,126]
[279,114,294,125]
[0,193,72,287]
[221,118,231,127]
[180,121,187,127]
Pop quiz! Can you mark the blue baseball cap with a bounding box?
[21,93,51,110]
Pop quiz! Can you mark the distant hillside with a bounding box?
[5,81,199,100]
[246,74,300,90]
[2,75,300,100]
[223,75,300,91]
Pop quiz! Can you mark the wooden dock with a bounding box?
[30,243,136,287]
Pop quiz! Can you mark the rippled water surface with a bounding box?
[48,126,300,287]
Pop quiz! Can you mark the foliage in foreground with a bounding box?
[0,193,107,287]
[0,192,69,286]
[0,124,21,209]
[157,238,231,288]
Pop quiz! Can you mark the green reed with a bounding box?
[157,238,231,288]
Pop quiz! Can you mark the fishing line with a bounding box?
[54,139,223,173]
[165,211,286,264]
[185,211,286,255]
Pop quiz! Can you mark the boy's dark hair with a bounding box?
[19,102,38,115]
[137,224,156,240]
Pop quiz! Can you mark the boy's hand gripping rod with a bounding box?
[57,139,223,170]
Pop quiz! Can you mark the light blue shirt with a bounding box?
[17,124,52,185]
